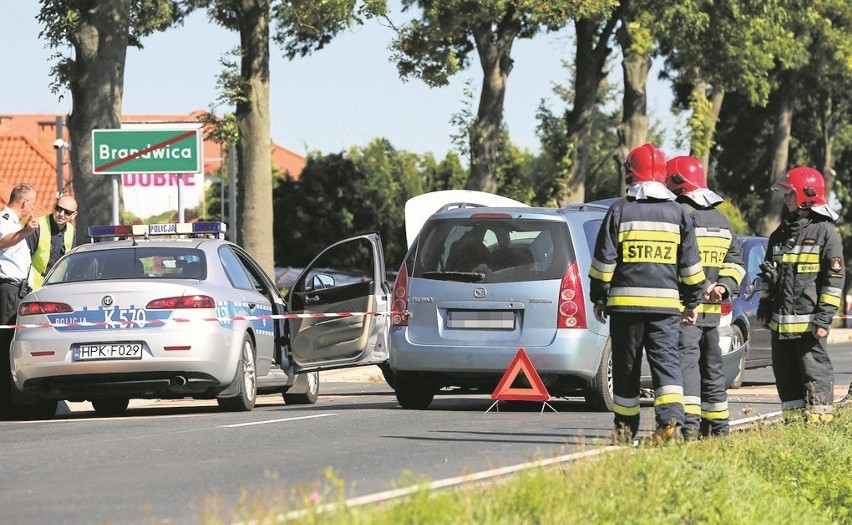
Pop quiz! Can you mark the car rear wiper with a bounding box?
[421,271,485,283]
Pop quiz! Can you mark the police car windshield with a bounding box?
[44,248,206,284]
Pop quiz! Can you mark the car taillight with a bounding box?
[146,295,215,309]
[557,261,587,329]
[18,302,73,316]
[391,262,409,326]
[720,301,733,316]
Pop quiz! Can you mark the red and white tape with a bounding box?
[0,311,390,330]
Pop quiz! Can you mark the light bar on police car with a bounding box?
[88,222,227,238]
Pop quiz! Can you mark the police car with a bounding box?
[8,222,389,418]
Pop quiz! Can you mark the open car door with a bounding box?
[287,233,389,372]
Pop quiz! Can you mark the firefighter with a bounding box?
[665,156,745,438]
[589,144,709,444]
[757,167,844,423]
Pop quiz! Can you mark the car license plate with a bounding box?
[72,342,144,361]
[446,310,515,330]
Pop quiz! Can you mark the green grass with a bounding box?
[202,409,852,524]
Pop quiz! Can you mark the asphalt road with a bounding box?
[1,342,850,525]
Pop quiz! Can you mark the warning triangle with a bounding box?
[491,348,550,402]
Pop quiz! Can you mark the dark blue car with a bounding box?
[728,236,772,387]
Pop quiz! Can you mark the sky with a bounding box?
[1,3,681,160]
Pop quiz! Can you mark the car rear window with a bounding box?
[44,248,206,284]
[411,217,573,283]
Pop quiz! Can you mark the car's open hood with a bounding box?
[404,190,528,248]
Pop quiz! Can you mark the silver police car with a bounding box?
[9,222,335,418]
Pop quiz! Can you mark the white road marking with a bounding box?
[221,413,336,428]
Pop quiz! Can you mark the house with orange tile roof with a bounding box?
[0,111,305,219]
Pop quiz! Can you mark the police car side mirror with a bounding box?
[742,277,761,301]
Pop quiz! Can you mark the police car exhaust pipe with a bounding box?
[172,375,187,387]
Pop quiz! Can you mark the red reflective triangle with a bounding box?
[491,347,550,401]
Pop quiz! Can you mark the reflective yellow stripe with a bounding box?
[608,296,683,309]
[769,320,813,333]
[618,230,681,243]
[680,270,707,286]
[588,267,612,282]
[702,409,730,420]
[695,303,722,314]
[820,294,842,307]
[776,253,820,264]
[684,404,701,416]
[654,392,684,407]
[718,266,745,283]
[613,404,641,416]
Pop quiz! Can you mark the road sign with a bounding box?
[92,124,202,174]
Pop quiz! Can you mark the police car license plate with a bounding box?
[73,342,144,361]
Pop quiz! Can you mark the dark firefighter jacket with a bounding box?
[679,200,745,327]
[758,211,845,338]
[589,197,708,315]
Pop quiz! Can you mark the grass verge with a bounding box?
[204,409,852,524]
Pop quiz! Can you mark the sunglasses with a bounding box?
[54,204,77,215]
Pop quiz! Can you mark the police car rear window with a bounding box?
[44,248,206,284]
[412,217,573,283]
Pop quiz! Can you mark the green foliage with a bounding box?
[271,0,388,60]
[392,0,616,87]
[535,59,622,204]
[38,0,190,92]
[273,139,429,269]
[715,200,750,236]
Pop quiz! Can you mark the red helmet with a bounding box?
[776,166,826,208]
[624,144,666,184]
[665,156,707,195]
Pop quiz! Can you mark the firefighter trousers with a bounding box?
[772,332,835,420]
[610,312,685,438]
[679,324,729,437]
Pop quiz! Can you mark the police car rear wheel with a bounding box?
[218,334,257,412]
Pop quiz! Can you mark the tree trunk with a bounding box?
[818,94,836,196]
[614,15,648,198]
[693,85,725,170]
[66,0,131,237]
[465,16,519,194]
[553,17,618,205]
[235,0,274,276]
[759,72,795,236]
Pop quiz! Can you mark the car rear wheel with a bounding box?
[218,334,257,412]
[92,397,130,417]
[584,339,614,412]
[283,371,319,405]
[394,373,435,409]
[729,324,747,389]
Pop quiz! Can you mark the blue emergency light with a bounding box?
[88,222,227,240]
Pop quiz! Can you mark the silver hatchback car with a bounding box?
[387,199,613,410]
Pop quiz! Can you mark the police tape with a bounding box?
[0,311,390,331]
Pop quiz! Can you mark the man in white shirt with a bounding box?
[0,183,40,419]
